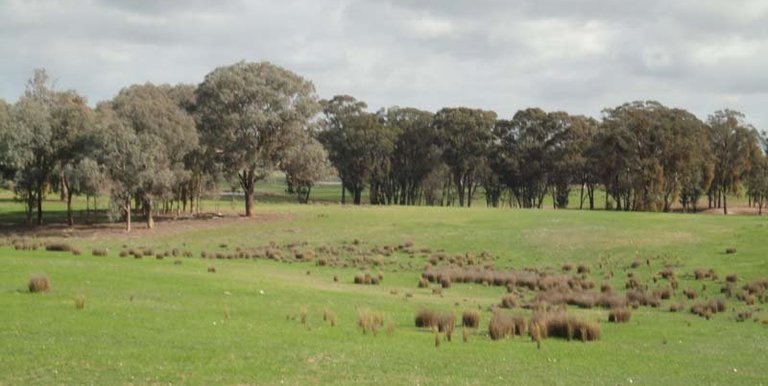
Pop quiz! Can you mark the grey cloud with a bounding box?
[0,0,767,127]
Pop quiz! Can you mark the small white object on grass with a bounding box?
[259,290,265,295]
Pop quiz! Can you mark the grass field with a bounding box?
[1,193,767,385]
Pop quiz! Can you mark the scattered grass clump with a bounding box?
[608,308,631,323]
[725,247,737,254]
[690,299,726,319]
[415,309,438,328]
[45,243,73,252]
[531,312,601,342]
[207,266,216,273]
[357,309,384,335]
[488,311,526,340]
[28,274,50,293]
[74,294,86,309]
[91,248,109,257]
[462,310,480,328]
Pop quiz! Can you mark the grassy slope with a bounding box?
[1,202,767,385]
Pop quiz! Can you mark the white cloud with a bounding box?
[0,0,767,128]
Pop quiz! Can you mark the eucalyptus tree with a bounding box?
[707,110,762,214]
[318,95,368,204]
[384,106,439,205]
[433,107,496,207]
[110,83,198,228]
[196,61,319,217]
[281,133,334,203]
[49,90,96,226]
[95,103,146,231]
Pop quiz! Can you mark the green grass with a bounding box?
[1,197,767,384]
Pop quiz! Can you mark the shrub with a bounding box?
[608,308,631,323]
[92,248,109,257]
[462,310,480,328]
[28,275,50,293]
[45,243,73,252]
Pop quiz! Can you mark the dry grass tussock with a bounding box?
[357,309,384,335]
[28,274,50,293]
[488,311,527,340]
[530,311,601,342]
[462,310,480,328]
[608,308,631,323]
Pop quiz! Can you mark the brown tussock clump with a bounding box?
[462,310,480,328]
[74,294,86,309]
[437,313,456,341]
[45,243,73,252]
[726,274,737,283]
[92,248,109,257]
[488,311,526,340]
[608,308,631,323]
[683,288,697,300]
[357,309,384,335]
[530,311,601,342]
[28,275,50,293]
[207,266,216,273]
[415,309,438,328]
[418,277,429,288]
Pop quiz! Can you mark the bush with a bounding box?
[462,310,480,328]
[92,248,109,257]
[608,308,631,323]
[28,275,50,293]
[45,243,73,252]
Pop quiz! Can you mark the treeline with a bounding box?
[0,62,766,231]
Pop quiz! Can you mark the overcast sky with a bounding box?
[1,0,767,127]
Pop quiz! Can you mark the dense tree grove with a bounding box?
[0,63,766,229]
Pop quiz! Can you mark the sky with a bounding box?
[1,0,767,127]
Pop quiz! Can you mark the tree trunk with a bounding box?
[125,199,132,232]
[722,188,728,215]
[341,179,346,205]
[239,169,255,217]
[36,183,44,225]
[67,191,74,227]
[145,198,155,229]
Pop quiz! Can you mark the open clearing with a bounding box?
[1,204,767,385]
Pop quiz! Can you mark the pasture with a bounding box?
[1,198,767,385]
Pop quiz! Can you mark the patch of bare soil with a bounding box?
[0,211,293,241]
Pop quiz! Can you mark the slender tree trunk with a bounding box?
[67,191,74,227]
[145,198,155,229]
[125,198,132,232]
[36,183,44,226]
[341,178,346,205]
[722,188,728,215]
[239,169,255,217]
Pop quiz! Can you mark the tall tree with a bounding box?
[384,106,439,205]
[433,107,496,207]
[111,83,198,228]
[707,110,762,214]
[318,95,368,204]
[281,133,334,203]
[196,61,319,216]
